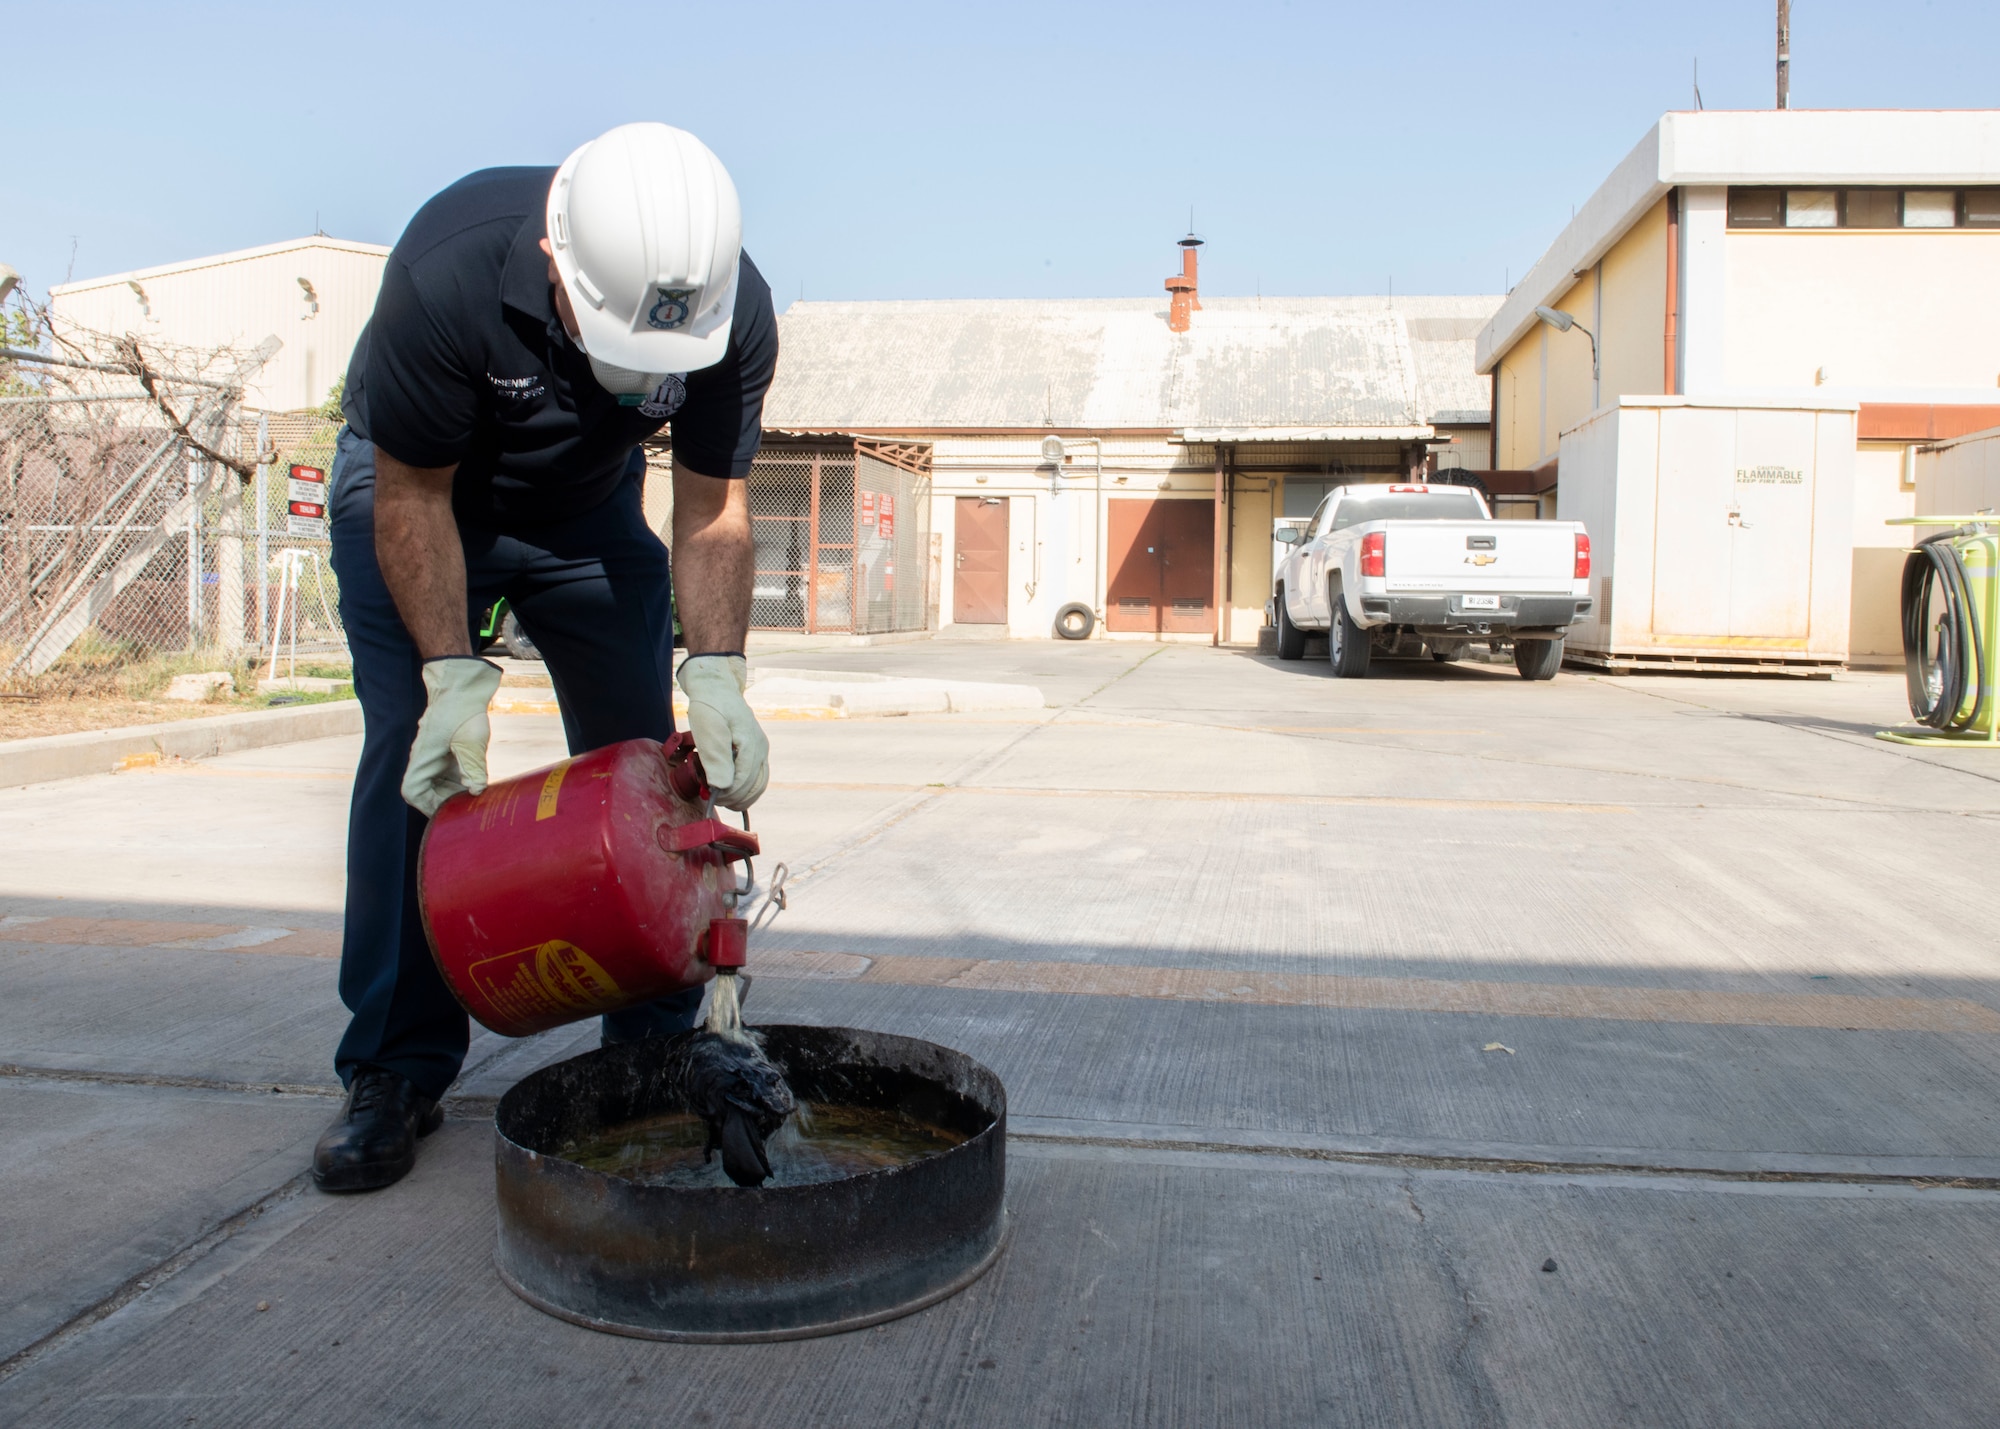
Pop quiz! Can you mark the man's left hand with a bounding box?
[677,655,768,810]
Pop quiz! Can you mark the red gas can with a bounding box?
[418,733,758,1037]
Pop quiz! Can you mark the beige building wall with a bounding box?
[1227,479,1275,644]
[1495,329,1545,468]
[930,436,1220,641]
[1724,230,2000,391]
[926,437,1393,643]
[1431,425,1492,470]
[1850,443,1919,660]
[1598,198,1669,403]
[50,238,388,412]
[1497,200,1672,469]
[1542,270,1598,456]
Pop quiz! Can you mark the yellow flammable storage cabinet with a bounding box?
[1556,397,1857,673]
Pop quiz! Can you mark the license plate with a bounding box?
[1460,595,1500,610]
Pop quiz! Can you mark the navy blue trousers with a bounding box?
[328,427,702,1099]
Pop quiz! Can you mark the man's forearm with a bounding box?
[670,461,752,653]
[373,452,471,659]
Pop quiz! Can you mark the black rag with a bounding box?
[672,1031,796,1187]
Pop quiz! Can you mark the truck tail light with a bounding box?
[1361,531,1386,577]
[1574,532,1592,580]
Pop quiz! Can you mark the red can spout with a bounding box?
[664,731,710,803]
[704,917,749,969]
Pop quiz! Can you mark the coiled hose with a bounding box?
[1901,533,1985,729]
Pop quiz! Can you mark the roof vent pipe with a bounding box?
[1165,233,1203,333]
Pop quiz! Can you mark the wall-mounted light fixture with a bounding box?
[298,277,319,319]
[127,281,151,319]
[1533,305,1597,382]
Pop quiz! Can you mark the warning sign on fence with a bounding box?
[288,465,327,536]
[877,493,894,539]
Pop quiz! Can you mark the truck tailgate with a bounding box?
[1384,522,1574,592]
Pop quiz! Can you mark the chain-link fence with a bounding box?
[0,326,345,679]
[241,411,345,665]
[2,328,932,678]
[743,439,932,633]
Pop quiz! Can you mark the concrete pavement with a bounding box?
[5,643,2000,1425]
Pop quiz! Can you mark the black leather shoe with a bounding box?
[311,1067,444,1193]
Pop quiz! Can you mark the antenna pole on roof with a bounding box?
[1776,0,1791,109]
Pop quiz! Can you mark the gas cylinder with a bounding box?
[418,732,758,1038]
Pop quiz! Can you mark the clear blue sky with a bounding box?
[8,1,1996,310]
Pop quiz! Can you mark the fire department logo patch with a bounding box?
[646,287,695,330]
[637,374,688,419]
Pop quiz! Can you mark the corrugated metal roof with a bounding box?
[766,294,1500,435]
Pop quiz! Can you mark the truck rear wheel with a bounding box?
[500,609,544,662]
[1328,583,1372,679]
[1515,637,1563,681]
[1274,586,1306,660]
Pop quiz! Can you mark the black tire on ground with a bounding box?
[1430,643,1462,663]
[1274,586,1307,660]
[1328,582,1372,679]
[1515,637,1563,681]
[1053,602,1096,640]
[500,609,544,662]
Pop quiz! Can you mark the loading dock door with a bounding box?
[953,496,1009,624]
[1107,498,1214,634]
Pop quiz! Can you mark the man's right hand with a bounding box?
[402,657,503,816]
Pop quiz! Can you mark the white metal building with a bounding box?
[49,237,389,413]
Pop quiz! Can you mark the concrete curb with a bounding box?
[0,701,363,788]
[751,667,1044,716]
[492,668,1046,720]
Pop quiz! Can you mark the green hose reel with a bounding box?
[1878,517,2000,747]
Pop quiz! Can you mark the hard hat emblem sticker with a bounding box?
[647,288,695,330]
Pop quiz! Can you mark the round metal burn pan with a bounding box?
[493,1024,1008,1342]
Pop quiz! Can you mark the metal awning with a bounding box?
[1175,425,1435,444]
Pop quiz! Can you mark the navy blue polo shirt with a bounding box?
[342,166,776,528]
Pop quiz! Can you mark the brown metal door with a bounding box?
[1106,498,1213,634]
[953,497,1009,624]
[1156,499,1215,634]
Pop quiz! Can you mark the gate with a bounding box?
[739,439,931,634]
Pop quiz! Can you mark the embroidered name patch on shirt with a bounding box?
[487,373,546,403]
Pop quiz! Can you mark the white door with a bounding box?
[1299,497,1336,622]
[1651,407,1736,638]
[1727,409,1817,640]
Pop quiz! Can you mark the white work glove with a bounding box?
[401,656,503,817]
[677,654,769,811]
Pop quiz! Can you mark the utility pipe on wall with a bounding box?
[1211,446,1225,647]
[1664,189,1681,395]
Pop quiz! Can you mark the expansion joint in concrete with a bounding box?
[0,1172,315,1387]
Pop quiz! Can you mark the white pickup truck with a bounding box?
[1271,483,1591,681]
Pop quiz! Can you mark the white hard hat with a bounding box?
[546,123,742,390]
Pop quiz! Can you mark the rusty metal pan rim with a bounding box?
[492,1212,1010,1344]
[505,1121,1001,1197]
